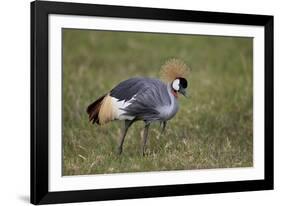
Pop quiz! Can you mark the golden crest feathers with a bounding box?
[160,58,189,82]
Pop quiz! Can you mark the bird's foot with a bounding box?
[117,147,123,155]
[142,148,147,156]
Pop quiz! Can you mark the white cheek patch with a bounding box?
[172,79,180,91]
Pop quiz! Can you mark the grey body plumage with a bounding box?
[111,77,179,123]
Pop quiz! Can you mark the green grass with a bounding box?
[62,29,253,175]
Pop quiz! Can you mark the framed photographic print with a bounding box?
[31,0,274,204]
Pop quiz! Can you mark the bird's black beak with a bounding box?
[179,88,187,97]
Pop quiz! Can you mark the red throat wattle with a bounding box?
[172,90,178,98]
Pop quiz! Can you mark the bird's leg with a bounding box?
[117,120,133,155]
[160,121,167,136]
[141,122,150,156]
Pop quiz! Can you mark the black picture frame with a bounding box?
[31,0,274,204]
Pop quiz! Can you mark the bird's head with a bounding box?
[171,77,188,97]
[160,58,189,98]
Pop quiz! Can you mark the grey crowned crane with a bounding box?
[87,59,189,155]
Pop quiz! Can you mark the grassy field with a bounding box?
[62,29,253,176]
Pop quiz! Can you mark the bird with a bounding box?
[86,58,189,155]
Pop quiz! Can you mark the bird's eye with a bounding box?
[179,78,188,88]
